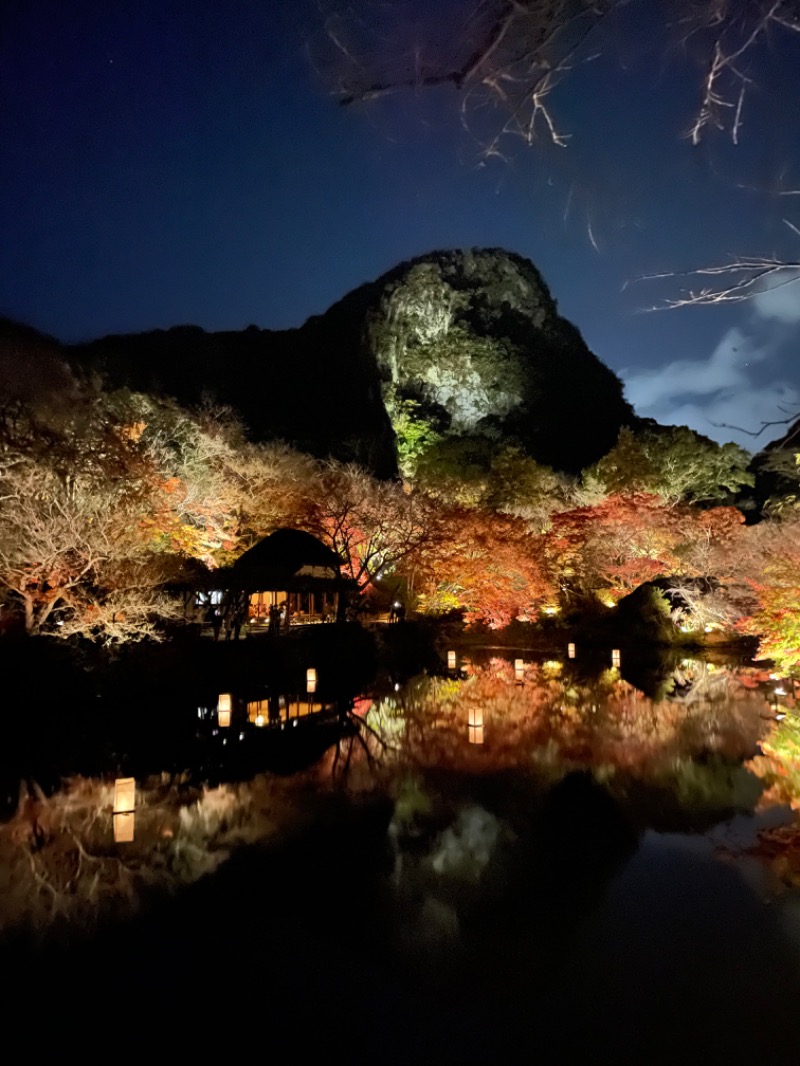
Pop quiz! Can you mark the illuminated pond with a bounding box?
[4,652,800,1063]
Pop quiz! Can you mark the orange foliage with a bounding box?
[415,506,554,627]
[545,493,746,603]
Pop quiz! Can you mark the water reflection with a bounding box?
[1,653,798,937]
[5,653,800,1064]
[340,657,772,828]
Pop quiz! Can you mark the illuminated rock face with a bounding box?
[361,248,634,473]
[66,247,635,477]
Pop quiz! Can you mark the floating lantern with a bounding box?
[217,693,232,728]
[447,650,457,670]
[113,777,136,844]
[468,707,484,745]
[306,667,317,693]
[113,777,135,814]
[611,649,621,668]
[567,643,576,659]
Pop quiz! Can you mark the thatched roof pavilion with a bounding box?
[230,529,355,627]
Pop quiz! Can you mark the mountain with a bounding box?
[66,247,635,475]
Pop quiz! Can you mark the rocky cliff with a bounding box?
[67,248,635,475]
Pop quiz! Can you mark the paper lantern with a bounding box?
[113,777,136,844]
[611,649,621,668]
[447,650,457,670]
[306,668,317,693]
[217,693,232,728]
[567,643,576,659]
[514,658,524,680]
[468,707,484,745]
[113,777,136,814]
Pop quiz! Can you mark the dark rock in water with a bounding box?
[535,771,638,901]
[64,248,635,476]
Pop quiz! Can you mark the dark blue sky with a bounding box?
[2,0,799,450]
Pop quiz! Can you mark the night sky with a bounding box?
[2,1,800,451]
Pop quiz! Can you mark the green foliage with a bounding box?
[589,425,754,505]
[413,435,494,506]
[483,444,565,526]
[761,449,800,516]
[388,395,445,481]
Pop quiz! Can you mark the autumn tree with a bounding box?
[543,492,747,608]
[0,379,249,640]
[736,515,800,670]
[225,440,320,550]
[109,391,244,565]
[414,505,554,627]
[0,453,181,639]
[299,461,430,590]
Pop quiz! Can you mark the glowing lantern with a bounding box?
[468,707,484,745]
[113,813,135,843]
[514,658,524,681]
[255,714,265,727]
[568,643,576,659]
[447,650,457,670]
[114,777,135,814]
[217,692,232,728]
[113,777,136,844]
[307,668,317,694]
[611,649,621,668]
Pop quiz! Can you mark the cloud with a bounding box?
[622,325,798,452]
[753,271,800,323]
[624,328,763,408]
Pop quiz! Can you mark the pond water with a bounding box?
[4,650,800,1063]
